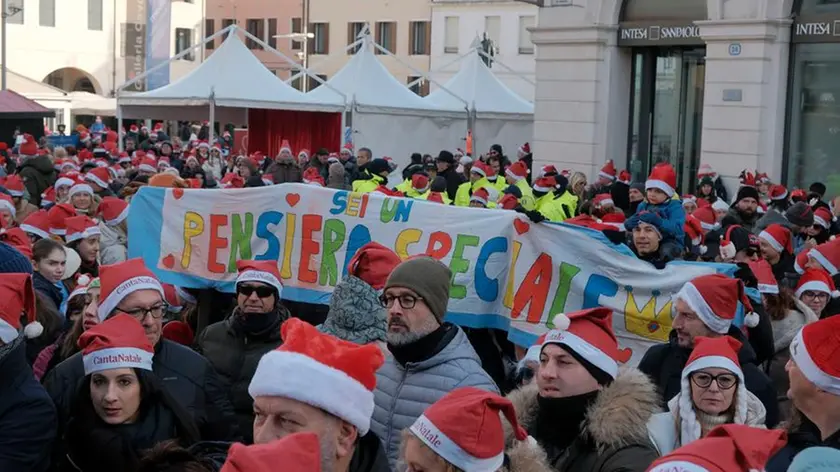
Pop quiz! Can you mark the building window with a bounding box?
[444,17,458,54]
[40,0,55,27]
[347,22,365,54]
[291,75,303,91]
[88,0,103,31]
[205,19,215,50]
[375,21,396,55]
[407,76,429,97]
[484,16,501,45]
[308,74,328,90]
[518,16,535,54]
[6,0,23,24]
[311,23,329,54]
[176,28,194,61]
[222,19,235,39]
[246,19,265,50]
[268,18,277,49]
[409,21,430,55]
[291,17,302,50]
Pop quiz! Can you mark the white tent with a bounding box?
[425,49,533,156]
[118,33,345,123]
[69,91,116,116]
[307,34,467,169]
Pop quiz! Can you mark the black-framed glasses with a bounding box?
[118,302,168,321]
[379,293,423,310]
[801,290,829,302]
[237,284,275,299]
[690,372,738,390]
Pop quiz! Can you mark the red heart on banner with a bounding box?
[172,188,184,200]
[161,254,175,269]
[286,193,301,207]
[616,347,633,364]
[513,219,530,235]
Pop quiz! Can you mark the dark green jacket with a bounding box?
[17,155,56,206]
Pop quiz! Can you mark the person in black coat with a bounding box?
[434,150,464,203]
[637,274,780,428]
[0,273,57,472]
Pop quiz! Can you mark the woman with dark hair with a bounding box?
[65,216,101,277]
[31,238,68,314]
[56,315,200,472]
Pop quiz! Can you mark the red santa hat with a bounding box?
[691,206,718,231]
[342,142,353,152]
[65,216,101,244]
[647,424,786,472]
[20,210,51,240]
[696,163,716,180]
[795,267,839,299]
[470,187,490,207]
[541,307,621,380]
[532,176,556,193]
[298,148,310,159]
[40,187,55,208]
[599,159,617,181]
[592,193,613,208]
[79,314,154,375]
[674,274,759,334]
[327,153,340,165]
[810,238,840,275]
[0,273,42,343]
[157,156,171,168]
[646,162,677,197]
[47,203,77,236]
[427,192,445,204]
[682,194,697,206]
[19,133,38,157]
[470,161,495,179]
[739,169,756,187]
[98,258,165,322]
[814,207,834,230]
[302,167,322,185]
[505,161,528,182]
[618,169,631,185]
[0,174,24,197]
[248,318,385,434]
[518,142,530,156]
[768,184,788,201]
[152,122,163,133]
[497,193,519,210]
[220,173,245,189]
[138,158,157,174]
[347,242,402,290]
[409,387,529,471]
[0,226,32,259]
[684,216,704,249]
[279,139,292,154]
[0,194,14,219]
[236,260,283,296]
[261,174,274,186]
[756,172,771,184]
[790,314,840,396]
[196,140,210,150]
[67,178,94,199]
[748,259,778,295]
[68,274,93,301]
[536,164,557,179]
[55,174,76,190]
[85,167,112,189]
[795,249,810,275]
[677,336,749,444]
[96,197,129,226]
[411,174,430,193]
[161,283,182,313]
[759,223,793,254]
[222,432,321,472]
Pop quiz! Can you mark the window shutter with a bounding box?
[324,23,330,54]
[409,22,416,55]
[390,22,397,54]
[424,21,431,54]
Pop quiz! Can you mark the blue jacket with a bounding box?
[630,199,686,243]
[0,336,56,471]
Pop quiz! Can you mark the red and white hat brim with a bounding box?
[505,168,525,181]
[98,275,164,322]
[236,269,284,297]
[759,231,784,253]
[83,347,153,376]
[757,283,779,294]
[814,214,830,229]
[138,164,157,173]
[410,414,504,471]
[471,167,486,178]
[771,190,788,201]
[683,355,743,382]
[85,173,109,189]
[675,281,731,334]
[542,329,618,379]
[66,226,101,244]
[6,188,23,197]
[810,249,838,275]
[599,171,616,181]
[470,196,488,206]
[19,224,49,240]
[795,280,836,299]
[55,177,75,189]
[68,184,94,198]
[645,179,675,197]
[248,351,374,434]
[790,329,840,395]
[0,200,15,217]
[105,206,130,227]
[533,183,554,193]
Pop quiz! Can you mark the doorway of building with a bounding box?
[627,47,706,193]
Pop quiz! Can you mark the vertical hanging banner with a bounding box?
[128,184,741,365]
[124,0,147,91]
[146,0,171,91]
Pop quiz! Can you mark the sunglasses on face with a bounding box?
[237,284,275,298]
[690,372,738,390]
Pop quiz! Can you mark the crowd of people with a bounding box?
[0,120,838,472]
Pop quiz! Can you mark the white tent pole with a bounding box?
[117,24,236,94]
[209,91,215,148]
[407,47,477,89]
[285,37,365,85]
[117,105,123,152]
[476,49,535,86]
[368,41,468,109]
[241,28,346,101]
[340,108,346,148]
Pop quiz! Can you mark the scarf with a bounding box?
[388,323,455,366]
[232,308,283,337]
[534,390,599,454]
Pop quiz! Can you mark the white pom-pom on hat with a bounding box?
[743,311,760,328]
[77,274,91,286]
[24,321,44,339]
[552,313,571,331]
[699,245,707,255]
[833,290,840,299]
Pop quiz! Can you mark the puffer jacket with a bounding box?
[98,223,127,266]
[17,155,57,206]
[196,307,286,444]
[43,339,240,444]
[766,299,818,420]
[267,158,302,185]
[371,326,498,469]
[503,368,659,472]
[647,386,767,455]
[317,275,386,345]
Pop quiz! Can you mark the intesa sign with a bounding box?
[618,22,703,46]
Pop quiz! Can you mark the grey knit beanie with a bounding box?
[384,257,451,321]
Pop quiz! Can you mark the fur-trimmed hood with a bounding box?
[499,437,554,472]
[503,367,661,453]
[771,298,818,353]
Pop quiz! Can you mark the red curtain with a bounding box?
[247,109,341,157]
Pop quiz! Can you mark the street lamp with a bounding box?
[1,0,23,91]
[275,32,315,91]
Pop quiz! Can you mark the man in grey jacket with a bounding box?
[370,257,498,469]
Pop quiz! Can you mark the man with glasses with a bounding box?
[638,273,779,427]
[197,260,288,443]
[370,256,497,469]
[44,258,240,444]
